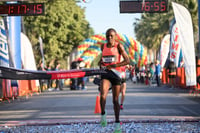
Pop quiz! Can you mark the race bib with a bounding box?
[102,56,116,63]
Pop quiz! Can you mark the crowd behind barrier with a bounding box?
[128,62,200,95]
[132,66,193,90]
[161,67,186,88]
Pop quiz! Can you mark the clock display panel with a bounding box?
[0,3,44,16]
[120,0,168,13]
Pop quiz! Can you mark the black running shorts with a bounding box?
[121,78,126,84]
[101,69,122,86]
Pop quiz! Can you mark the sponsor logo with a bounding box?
[16,71,30,75]
[54,72,85,79]
[90,69,107,73]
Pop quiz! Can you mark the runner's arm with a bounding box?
[115,43,130,67]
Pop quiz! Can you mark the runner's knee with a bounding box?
[100,94,107,100]
[112,98,119,105]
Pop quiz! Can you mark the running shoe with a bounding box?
[114,122,122,133]
[120,104,123,110]
[100,111,107,127]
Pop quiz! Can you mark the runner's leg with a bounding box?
[100,79,110,115]
[120,82,126,109]
[100,79,110,126]
[112,84,121,122]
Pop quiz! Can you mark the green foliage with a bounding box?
[134,0,198,52]
[23,0,94,68]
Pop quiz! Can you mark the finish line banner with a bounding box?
[0,66,106,80]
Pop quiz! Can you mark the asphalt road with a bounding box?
[0,80,200,126]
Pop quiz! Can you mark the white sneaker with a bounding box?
[100,111,107,127]
[48,88,53,91]
[114,122,122,133]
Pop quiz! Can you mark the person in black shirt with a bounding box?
[38,62,47,92]
[167,60,176,89]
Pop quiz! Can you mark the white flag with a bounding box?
[21,32,40,86]
[160,34,170,68]
[172,2,196,86]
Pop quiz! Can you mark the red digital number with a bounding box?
[36,4,42,14]
[144,2,150,12]
[8,5,14,14]
[161,1,166,11]
[20,5,27,14]
[1,3,44,16]
[17,5,20,14]
[154,2,159,11]
[33,5,36,14]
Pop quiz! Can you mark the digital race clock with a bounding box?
[0,3,44,16]
[120,0,168,13]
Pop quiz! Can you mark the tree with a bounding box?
[23,0,94,68]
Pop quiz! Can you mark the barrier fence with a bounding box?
[162,66,200,96]
[0,79,39,102]
[196,59,200,89]
[162,67,188,89]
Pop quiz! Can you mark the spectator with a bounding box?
[47,65,53,91]
[155,60,161,87]
[120,65,126,110]
[135,65,140,83]
[145,64,150,85]
[70,61,79,90]
[60,68,65,90]
[167,59,176,89]
[149,62,155,85]
[38,62,47,92]
[77,62,86,90]
[55,62,63,90]
[140,65,145,83]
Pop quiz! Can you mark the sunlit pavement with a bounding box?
[0,80,200,127]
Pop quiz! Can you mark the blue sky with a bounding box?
[79,0,141,39]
